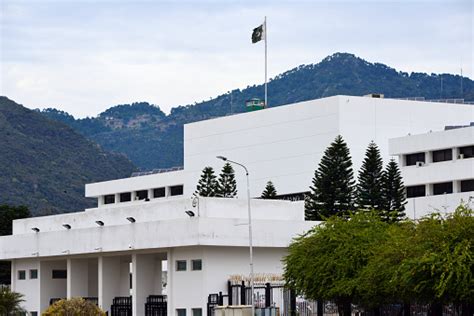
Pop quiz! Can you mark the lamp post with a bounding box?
[216,156,254,314]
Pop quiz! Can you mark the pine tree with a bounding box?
[261,181,277,199]
[305,135,355,220]
[356,141,384,211]
[381,159,406,222]
[216,163,238,198]
[195,166,218,197]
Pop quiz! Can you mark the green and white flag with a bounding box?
[252,23,265,43]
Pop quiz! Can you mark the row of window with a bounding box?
[177,308,202,316]
[176,259,202,271]
[18,269,67,280]
[405,145,474,166]
[406,179,474,198]
[103,185,184,205]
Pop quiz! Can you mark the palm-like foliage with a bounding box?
[0,286,25,315]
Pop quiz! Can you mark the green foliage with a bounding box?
[284,204,474,309]
[380,159,406,222]
[305,135,355,220]
[216,163,237,198]
[195,167,218,197]
[261,181,277,199]
[0,97,136,216]
[38,53,474,171]
[0,285,25,315]
[356,142,384,211]
[42,297,106,316]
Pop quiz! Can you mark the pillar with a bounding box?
[67,259,89,299]
[99,256,129,314]
[132,254,160,315]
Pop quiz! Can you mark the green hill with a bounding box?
[0,97,136,215]
[40,53,474,170]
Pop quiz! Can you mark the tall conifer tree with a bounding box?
[261,181,277,199]
[356,141,384,211]
[195,166,218,197]
[381,159,406,222]
[305,135,355,220]
[217,163,238,198]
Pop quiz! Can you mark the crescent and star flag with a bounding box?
[252,23,265,43]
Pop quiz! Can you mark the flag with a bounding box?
[252,23,265,43]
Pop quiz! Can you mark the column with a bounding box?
[98,256,124,314]
[132,254,159,315]
[67,259,89,299]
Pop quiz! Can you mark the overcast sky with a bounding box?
[0,0,472,118]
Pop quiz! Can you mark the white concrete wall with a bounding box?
[12,198,304,235]
[99,256,131,314]
[11,259,40,314]
[406,192,474,219]
[184,96,341,198]
[40,260,67,312]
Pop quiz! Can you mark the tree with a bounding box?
[261,181,277,199]
[380,159,406,222]
[356,142,384,211]
[283,212,389,316]
[195,166,218,197]
[216,163,237,198]
[42,297,106,315]
[0,205,30,285]
[305,135,355,220]
[0,286,25,315]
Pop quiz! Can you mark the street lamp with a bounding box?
[216,156,254,314]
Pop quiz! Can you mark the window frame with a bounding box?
[432,182,453,195]
[18,270,26,280]
[191,259,202,271]
[460,179,474,193]
[192,308,202,316]
[432,149,452,163]
[29,269,38,279]
[176,260,187,272]
[52,269,67,279]
[120,192,132,202]
[406,185,426,198]
[405,152,425,166]
[176,309,187,316]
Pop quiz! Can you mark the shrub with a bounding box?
[42,297,105,316]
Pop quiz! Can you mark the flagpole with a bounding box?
[264,16,268,108]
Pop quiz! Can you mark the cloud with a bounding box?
[1,0,472,118]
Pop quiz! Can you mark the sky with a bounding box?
[0,0,472,118]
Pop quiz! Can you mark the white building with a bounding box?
[1,95,473,315]
[389,125,474,219]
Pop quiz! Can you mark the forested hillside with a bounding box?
[0,97,136,215]
[40,53,474,170]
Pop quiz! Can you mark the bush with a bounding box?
[42,298,105,316]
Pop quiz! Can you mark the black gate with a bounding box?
[145,295,167,316]
[111,296,132,316]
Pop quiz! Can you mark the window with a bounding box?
[104,194,115,204]
[405,152,425,166]
[192,309,202,316]
[136,190,148,200]
[170,185,184,196]
[432,149,452,163]
[191,259,202,271]
[30,312,38,316]
[459,145,474,158]
[433,182,453,195]
[460,179,474,192]
[177,309,186,316]
[52,270,67,279]
[30,269,38,279]
[18,270,26,280]
[153,187,166,198]
[176,260,187,271]
[120,192,132,202]
[406,185,425,198]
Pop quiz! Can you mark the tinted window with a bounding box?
[459,146,474,158]
[136,190,148,200]
[406,185,425,198]
[18,270,26,280]
[104,194,115,204]
[177,309,186,316]
[433,182,453,195]
[120,192,132,202]
[432,149,452,162]
[176,260,187,271]
[191,259,202,271]
[153,187,166,198]
[460,179,474,192]
[170,185,184,196]
[405,152,425,166]
[52,270,67,279]
[192,309,202,316]
[30,269,38,279]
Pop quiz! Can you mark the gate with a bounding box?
[145,295,167,316]
[111,296,132,316]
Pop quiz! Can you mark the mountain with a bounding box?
[0,97,136,215]
[40,53,474,170]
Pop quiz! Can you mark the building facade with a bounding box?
[1,95,473,314]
